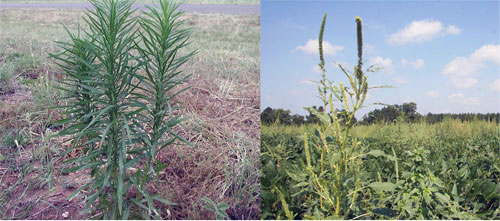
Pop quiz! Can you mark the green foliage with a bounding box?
[32,76,63,109]
[262,15,375,219]
[0,63,14,94]
[51,0,193,219]
[223,133,260,219]
[261,107,296,125]
[0,52,39,94]
[261,121,500,219]
[360,102,499,124]
[202,197,230,220]
[283,15,373,219]
[361,102,420,124]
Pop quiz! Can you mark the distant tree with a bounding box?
[361,102,422,124]
[402,102,417,115]
[261,107,276,125]
[291,114,305,125]
[275,108,292,125]
[260,107,294,125]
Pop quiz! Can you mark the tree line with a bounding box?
[261,102,499,125]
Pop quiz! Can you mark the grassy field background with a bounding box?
[0,0,260,4]
[262,119,500,139]
[0,7,259,219]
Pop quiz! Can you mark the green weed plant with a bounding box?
[52,0,194,219]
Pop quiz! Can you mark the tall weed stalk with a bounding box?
[52,0,193,219]
[300,15,384,219]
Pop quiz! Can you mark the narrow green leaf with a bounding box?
[152,195,177,205]
[369,182,397,192]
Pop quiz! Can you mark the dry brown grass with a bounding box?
[155,75,259,219]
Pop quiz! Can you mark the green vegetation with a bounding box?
[261,14,500,220]
[202,197,230,219]
[51,0,194,218]
[262,120,500,219]
[0,1,259,219]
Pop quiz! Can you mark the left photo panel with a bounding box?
[0,0,260,219]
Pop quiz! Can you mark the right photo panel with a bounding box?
[260,0,500,219]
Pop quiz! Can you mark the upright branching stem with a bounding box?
[52,0,193,219]
[304,15,373,219]
[135,0,195,201]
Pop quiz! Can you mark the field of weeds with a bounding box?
[0,4,259,219]
[261,119,500,219]
[260,12,499,220]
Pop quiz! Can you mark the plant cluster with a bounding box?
[51,0,194,219]
[262,14,374,219]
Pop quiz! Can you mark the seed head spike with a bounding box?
[355,16,363,80]
[319,13,327,69]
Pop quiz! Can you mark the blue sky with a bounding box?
[261,0,500,119]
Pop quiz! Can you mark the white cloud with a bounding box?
[369,56,395,74]
[443,57,480,77]
[443,44,500,88]
[448,93,479,105]
[393,77,408,84]
[265,95,271,100]
[426,90,440,98]
[413,59,425,69]
[289,89,299,96]
[295,39,343,56]
[491,79,500,92]
[388,19,461,45]
[446,25,462,35]
[448,77,478,89]
[470,44,500,64]
[401,58,424,69]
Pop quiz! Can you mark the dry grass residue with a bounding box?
[152,75,260,219]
